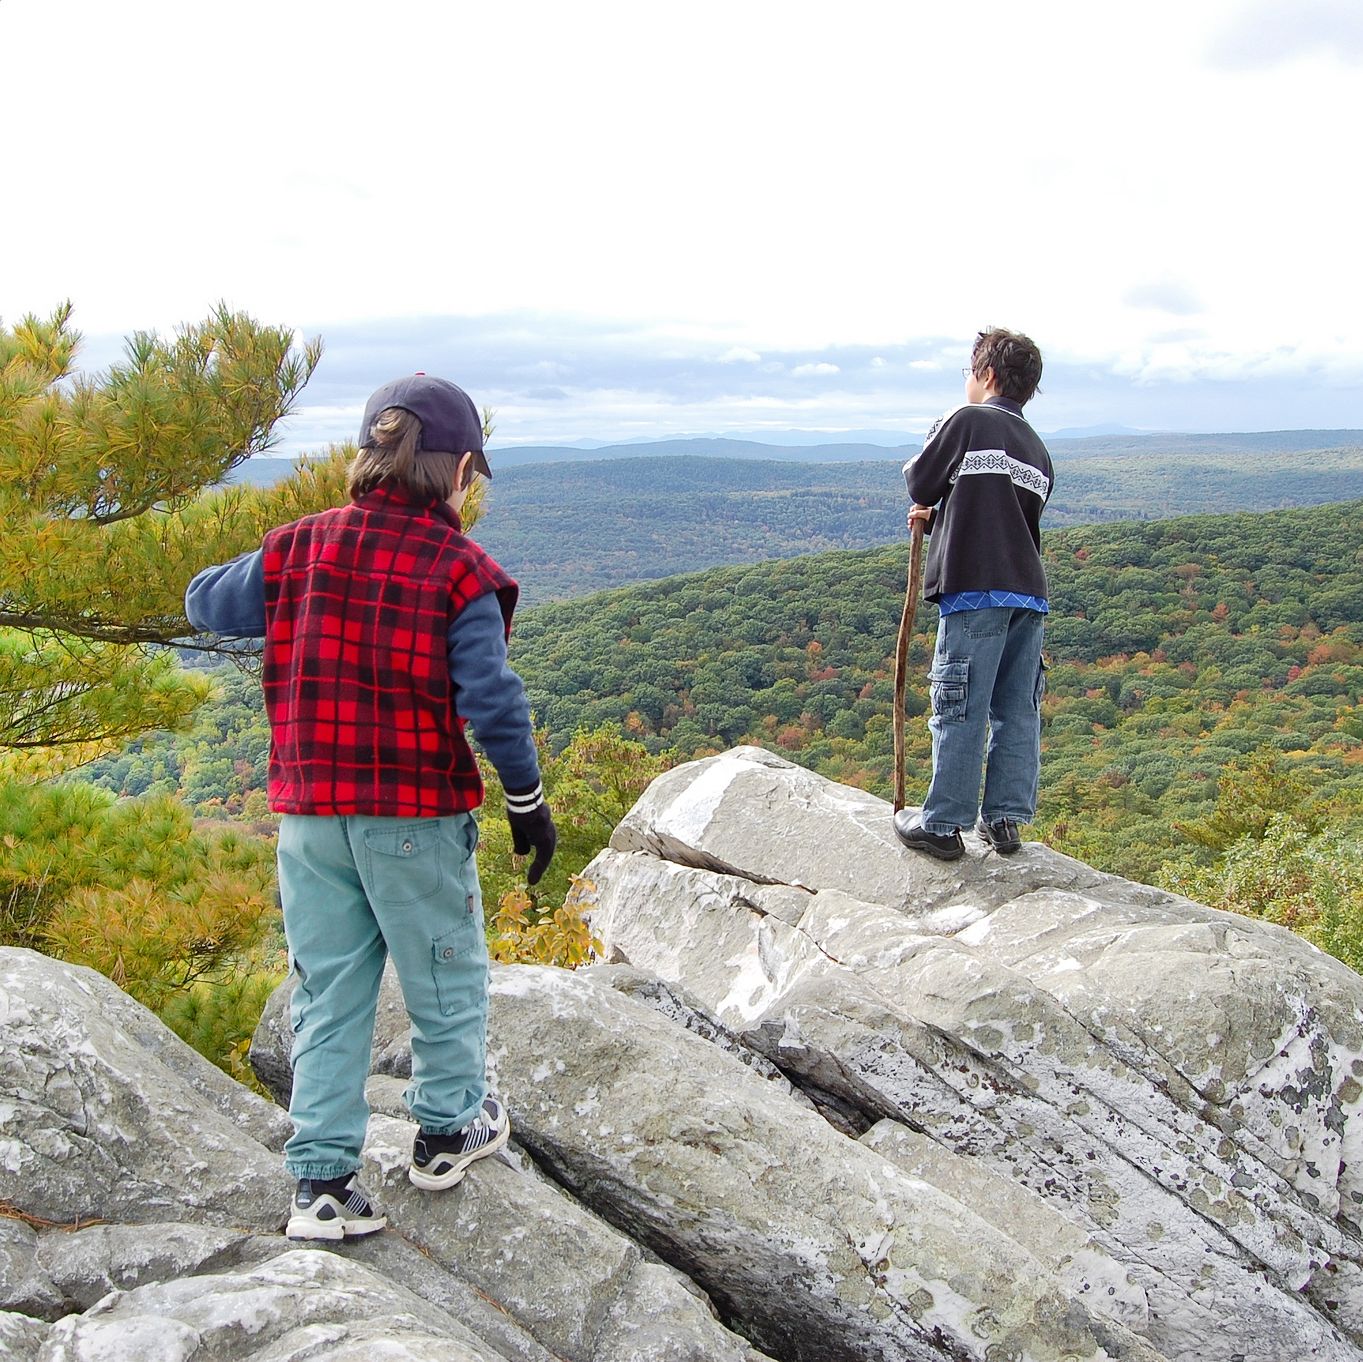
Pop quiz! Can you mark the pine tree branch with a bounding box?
[0,613,250,657]
[0,611,181,644]
[0,305,320,750]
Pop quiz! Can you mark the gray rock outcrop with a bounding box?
[585,746,1363,1361]
[5,744,1363,1362]
[0,950,292,1230]
[1,948,771,1362]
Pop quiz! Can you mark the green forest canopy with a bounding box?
[85,497,1363,894]
[234,440,1363,605]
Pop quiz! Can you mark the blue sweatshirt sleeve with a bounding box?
[447,591,541,792]
[184,550,267,638]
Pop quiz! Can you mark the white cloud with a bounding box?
[270,311,1363,453]
[792,362,840,377]
[0,0,1357,441]
[1122,280,1203,317]
[1205,0,1363,68]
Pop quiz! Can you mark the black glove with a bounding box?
[505,782,557,886]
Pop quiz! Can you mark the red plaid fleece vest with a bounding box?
[261,484,517,817]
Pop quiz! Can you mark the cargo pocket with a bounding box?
[288,956,311,1040]
[1034,654,1050,708]
[363,823,443,905]
[928,658,970,723]
[431,907,483,1017]
[460,815,480,858]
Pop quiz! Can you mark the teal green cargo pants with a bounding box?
[276,811,489,1180]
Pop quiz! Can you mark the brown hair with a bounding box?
[969,328,1043,405]
[347,407,469,501]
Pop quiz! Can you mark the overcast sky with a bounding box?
[3,0,1360,450]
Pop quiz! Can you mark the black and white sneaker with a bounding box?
[285,1174,386,1241]
[409,1096,511,1191]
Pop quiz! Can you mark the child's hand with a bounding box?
[505,785,558,885]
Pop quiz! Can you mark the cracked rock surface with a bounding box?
[2,947,771,1362]
[255,963,1164,1361]
[6,744,1363,1361]
[585,745,1363,1362]
[0,951,291,1231]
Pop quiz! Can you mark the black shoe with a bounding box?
[976,817,1022,855]
[286,1174,386,1240]
[893,810,964,861]
[409,1095,511,1190]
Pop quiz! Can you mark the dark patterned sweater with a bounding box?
[902,396,1054,603]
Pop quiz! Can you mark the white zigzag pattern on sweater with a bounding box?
[949,448,1051,499]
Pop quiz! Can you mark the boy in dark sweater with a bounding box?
[185,374,556,1238]
[895,329,1053,861]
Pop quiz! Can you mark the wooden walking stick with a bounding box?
[892,518,926,813]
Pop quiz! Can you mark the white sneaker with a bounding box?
[409,1095,511,1191]
[285,1174,386,1240]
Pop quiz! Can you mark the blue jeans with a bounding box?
[920,607,1046,835]
[277,811,489,1180]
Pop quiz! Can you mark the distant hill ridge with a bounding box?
[487,428,1363,467]
[489,436,913,466]
[1047,428,1363,458]
[471,441,1363,603]
[228,428,1363,485]
[225,437,1363,604]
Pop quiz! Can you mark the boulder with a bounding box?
[0,1218,63,1321]
[34,1247,507,1360]
[360,1087,773,1362]
[1,941,770,1362]
[584,746,1363,1362]
[250,964,1160,1360]
[860,1119,1149,1329]
[610,743,1128,915]
[32,1221,255,1315]
[12,743,1363,1362]
[286,1229,559,1362]
[0,1311,48,1361]
[480,965,1163,1362]
[0,949,291,1229]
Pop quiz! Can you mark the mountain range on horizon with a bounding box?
[497,421,1154,449]
[486,427,1363,466]
[243,426,1363,475]
[468,439,1363,604]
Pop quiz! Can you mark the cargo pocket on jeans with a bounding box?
[288,956,312,1039]
[1034,654,1050,708]
[431,907,482,1017]
[928,658,970,723]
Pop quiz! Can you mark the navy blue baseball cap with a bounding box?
[359,374,492,479]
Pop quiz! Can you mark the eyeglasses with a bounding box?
[961,367,974,379]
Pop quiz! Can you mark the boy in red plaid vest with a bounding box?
[186,374,555,1240]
